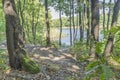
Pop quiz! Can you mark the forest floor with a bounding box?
[0,44,87,80]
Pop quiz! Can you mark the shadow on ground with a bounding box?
[0,44,87,80]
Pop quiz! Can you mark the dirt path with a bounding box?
[0,44,87,80]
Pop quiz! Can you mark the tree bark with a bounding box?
[72,0,75,43]
[69,0,72,46]
[86,0,91,46]
[90,0,99,59]
[2,0,40,73]
[103,0,106,37]
[17,0,25,41]
[3,0,24,69]
[45,0,50,47]
[59,9,62,46]
[107,0,112,31]
[104,0,120,57]
[78,1,83,42]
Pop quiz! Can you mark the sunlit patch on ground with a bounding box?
[0,45,86,80]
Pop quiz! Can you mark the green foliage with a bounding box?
[22,57,40,74]
[95,42,104,54]
[113,36,120,78]
[70,41,89,62]
[111,26,120,63]
[15,0,51,44]
[51,17,70,28]
[0,49,9,71]
[23,1,46,44]
[0,3,5,43]
[109,26,120,34]
[113,40,120,63]
[95,41,105,61]
[51,41,60,48]
[85,61,101,80]
[100,64,114,80]
[84,61,114,80]
[84,40,115,80]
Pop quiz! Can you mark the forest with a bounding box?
[0,0,120,80]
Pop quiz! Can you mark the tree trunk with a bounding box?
[2,0,40,73]
[72,0,75,43]
[90,0,99,59]
[74,13,79,41]
[86,0,91,46]
[79,1,83,42]
[45,0,50,47]
[3,0,24,69]
[59,9,62,46]
[104,0,120,57]
[103,0,106,37]
[17,0,25,41]
[79,10,83,41]
[69,0,72,46]
[107,0,112,31]
[31,10,36,44]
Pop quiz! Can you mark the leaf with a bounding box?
[109,26,120,34]
[95,42,104,54]
[86,61,100,71]
[85,61,101,78]
[85,65,99,76]
[101,64,115,80]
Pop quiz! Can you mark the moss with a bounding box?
[16,48,40,74]
[22,57,40,74]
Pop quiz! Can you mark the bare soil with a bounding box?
[0,44,87,80]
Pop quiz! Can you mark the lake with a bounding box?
[60,28,104,46]
[0,28,104,46]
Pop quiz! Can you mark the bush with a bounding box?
[0,49,9,71]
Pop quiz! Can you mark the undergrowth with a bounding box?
[0,49,9,72]
[70,39,120,80]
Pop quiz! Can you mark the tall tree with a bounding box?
[103,0,106,37]
[104,0,120,57]
[59,0,63,46]
[78,0,83,41]
[86,0,91,46]
[3,0,24,69]
[2,0,39,73]
[45,0,50,46]
[72,0,75,42]
[69,0,72,45]
[90,0,99,59]
[17,0,25,41]
[107,0,112,31]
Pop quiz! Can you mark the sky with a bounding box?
[49,7,59,19]
[50,0,115,19]
[99,0,114,3]
[50,7,66,19]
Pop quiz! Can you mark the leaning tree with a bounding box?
[2,0,40,73]
[104,0,120,57]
